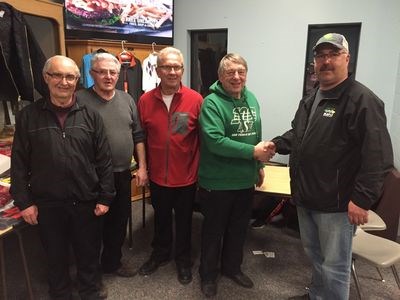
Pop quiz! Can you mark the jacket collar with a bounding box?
[153,83,183,101]
[304,76,353,107]
[41,94,81,112]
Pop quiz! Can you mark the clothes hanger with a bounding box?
[151,42,157,54]
[118,40,135,65]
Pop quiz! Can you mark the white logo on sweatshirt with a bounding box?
[231,107,256,136]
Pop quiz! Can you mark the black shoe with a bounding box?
[113,264,137,278]
[201,281,217,298]
[138,258,169,276]
[251,218,266,229]
[97,281,108,299]
[224,271,254,288]
[177,266,192,285]
[288,294,309,300]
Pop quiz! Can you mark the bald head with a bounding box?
[43,55,80,78]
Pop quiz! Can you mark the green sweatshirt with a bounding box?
[198,81,262,190]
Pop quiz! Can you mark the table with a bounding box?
[255,165,291,222]
[255,165,291,197]
[0,222,33,300]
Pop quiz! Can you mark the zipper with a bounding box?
[336,169,340,208]
[23,26,35,102]
[164,101,171,184]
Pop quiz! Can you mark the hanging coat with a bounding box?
[0,2,48,111]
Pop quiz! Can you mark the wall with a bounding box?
[392,52,400,236]
[392,53,400,169]
[174,0,400,167]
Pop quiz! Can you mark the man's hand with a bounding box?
[264,141,276,155]
[348,200,368,225]
[135,167,148,187]
[256,167,265,187]
[254,141,275,162]
[94,203,109,216]
[21,205,38,225]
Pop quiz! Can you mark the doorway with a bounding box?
[190,29,227,97]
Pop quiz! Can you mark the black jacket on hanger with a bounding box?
[0,3,48,111]
[116,54,143,103]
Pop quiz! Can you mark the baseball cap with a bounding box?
[313,33,349,52]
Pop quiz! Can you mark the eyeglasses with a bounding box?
[314,51,347,62]
[157,65,184,72]
[46,72,78,83]
[91,69,119,77]
[224,69,247,77]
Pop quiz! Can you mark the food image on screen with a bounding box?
[65,0,173,39]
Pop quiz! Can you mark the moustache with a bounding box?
[319,64,334,72]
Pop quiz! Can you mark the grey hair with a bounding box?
[218,53,248,76]
[42,55,80,77]
[157,47,184,67]
[91,52,121,72]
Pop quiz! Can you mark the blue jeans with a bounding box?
[297,206,355,300]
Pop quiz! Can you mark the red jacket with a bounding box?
[138,85,203,187]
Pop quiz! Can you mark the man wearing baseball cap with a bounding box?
[269,33,393,299]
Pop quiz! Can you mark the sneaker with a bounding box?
[251,218,266,229]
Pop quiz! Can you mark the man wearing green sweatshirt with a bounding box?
[198,53,273,298]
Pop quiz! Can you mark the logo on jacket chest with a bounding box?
[231,107,256,136]
[322,107,336,118]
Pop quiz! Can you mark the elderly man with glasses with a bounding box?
[76,52,148,281]
[137,47,203,285]
[197,53,273,298]
[11,55,115,299]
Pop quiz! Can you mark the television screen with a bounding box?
[64,0,173,45]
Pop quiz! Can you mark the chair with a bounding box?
[351,227,400,300]
[371,168,400,241]
[359,210,386,231]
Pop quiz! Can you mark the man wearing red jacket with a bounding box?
[137,47,202,285]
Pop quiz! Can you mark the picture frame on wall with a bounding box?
[303,23,361,96]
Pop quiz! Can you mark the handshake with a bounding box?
[253,141,276,163]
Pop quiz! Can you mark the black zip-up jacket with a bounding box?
[0,3,48,109]
[273,77,393,212]
[10,98,115,210]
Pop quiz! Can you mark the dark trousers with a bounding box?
[198,187,253,282]
[101,170,131,272]
[149,181,196,267]
[37,202,102,300]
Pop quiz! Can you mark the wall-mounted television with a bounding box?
[64,0,173,45]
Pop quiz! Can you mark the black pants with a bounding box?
[149,181,196,267]
[37,202,102,300]
[101,170,131,272]
[198,187,253,282]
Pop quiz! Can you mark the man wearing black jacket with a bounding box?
[270,33,393,300]
[10,55,115,300]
